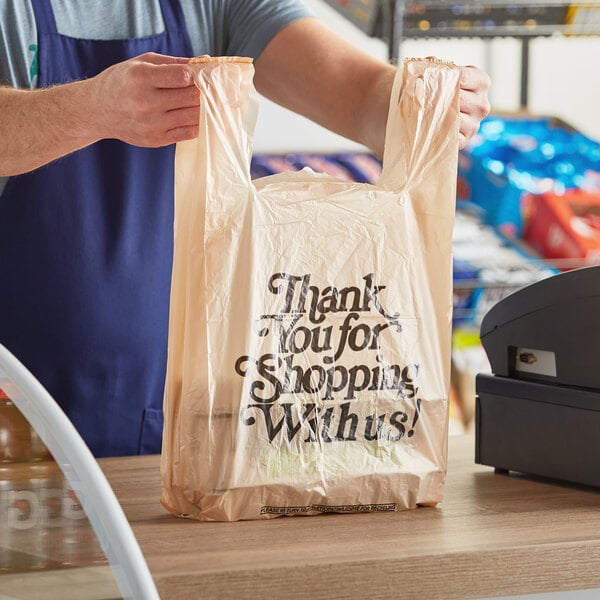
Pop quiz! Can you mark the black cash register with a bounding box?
[475,265,600,488]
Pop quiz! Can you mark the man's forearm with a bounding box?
[0,82,100,177]
[254,18,395,158]
[0,53,202,178]
[254,18,490,156]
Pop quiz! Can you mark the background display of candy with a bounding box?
[250,152,383,183]
[451,206,557,430]
[454,112,600,428]
[452,205,557,326]
[523,189,600,267]
[458,114,600,238]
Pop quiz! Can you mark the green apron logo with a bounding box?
[29,44,38,88]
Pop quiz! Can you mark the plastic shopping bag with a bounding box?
[160,56,460,521]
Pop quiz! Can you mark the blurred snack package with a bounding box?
[523,189,600,268]
[251,152,382,184]
[451,328,491,432]
[452,206,557,327]
[459,113,600,237]
[450,207,557,430]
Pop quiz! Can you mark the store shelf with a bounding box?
[323,1,600,39]
[322,1,600,105]
[401,1,600,39]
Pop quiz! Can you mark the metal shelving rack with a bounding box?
[323,1,600,107]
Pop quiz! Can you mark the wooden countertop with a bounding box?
[105,434,600,599]
[3,434,600,599]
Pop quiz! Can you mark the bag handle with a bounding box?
[379,57,461,212]
[167,57,258,446]
[187,56,258,192]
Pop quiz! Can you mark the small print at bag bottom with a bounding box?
[161,55,460,522]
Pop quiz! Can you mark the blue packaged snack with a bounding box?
[286,153,355,180]
[460,115,600,236]
[452,257,480,326]
[250,154,298,179]
[333,153,383,184]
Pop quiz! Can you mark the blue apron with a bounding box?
[0,0,193,457]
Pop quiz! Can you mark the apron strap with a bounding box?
[32,1,187,39]
[31,0,59,35]
[158,0,187,35]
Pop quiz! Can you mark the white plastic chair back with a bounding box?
[0,343,160,600]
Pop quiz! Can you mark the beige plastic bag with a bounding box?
[161,55,460,521]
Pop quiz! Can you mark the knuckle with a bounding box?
[126,62,147,85]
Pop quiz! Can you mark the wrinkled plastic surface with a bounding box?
[161,56,460,521]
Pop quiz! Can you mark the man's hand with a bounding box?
[90,52,200,147]
[458,65,491,149]
[0,52,199,177]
